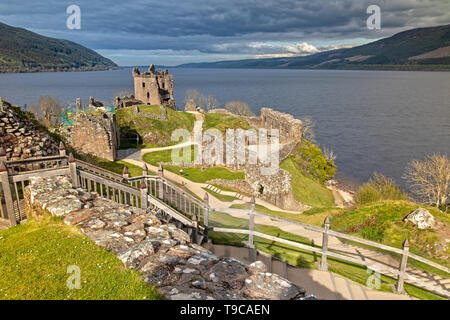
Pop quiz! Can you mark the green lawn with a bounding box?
[136,105,162,115]
[0,218,163,300]
[143,145,197,166]
[142,150,245,183]
[92,157,145,177]
[116,106,195,147]
[208,211,443,300]
[280,157,335,207]
[203,113,251,133]
[202,187,237,202]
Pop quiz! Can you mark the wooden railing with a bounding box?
[0,150,448,298]
[210,201,450,298]
[0,150,209,245]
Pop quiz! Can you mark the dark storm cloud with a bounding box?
[0,0,449,64]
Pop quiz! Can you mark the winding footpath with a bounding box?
[117,111,448,300]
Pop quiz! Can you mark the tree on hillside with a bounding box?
[29,96,65,128]
[225,100,255,116]
[404,153,449,208]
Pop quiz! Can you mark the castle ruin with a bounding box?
[132,64,176,110]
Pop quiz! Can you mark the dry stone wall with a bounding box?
[0,99,59,160]
[25,176,310,300]
[60,111,120,161]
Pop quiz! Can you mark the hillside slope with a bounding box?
[177,24,450,71]
[0,22,118,73]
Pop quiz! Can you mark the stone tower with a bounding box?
[132,64,176,110]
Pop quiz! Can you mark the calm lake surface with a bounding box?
[1,68,449,188]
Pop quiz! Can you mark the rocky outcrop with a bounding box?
[0,99,59,160]
[25,175,309,300]
[404,208,435,229]
[59,111,120,161]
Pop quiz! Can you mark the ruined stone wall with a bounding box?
[60,111,120,161]
[25,175,310,300]
[247,107,303,144]
[0,99,59,160]
[132,65,176,110]
[244,165,309,211]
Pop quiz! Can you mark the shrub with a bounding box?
[292,140,336,183]
[356,173,408,205]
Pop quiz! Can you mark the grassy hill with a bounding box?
[116,106,195,148]
[0,217,163,299]
[0,22,118,73]
[177,24,450,71]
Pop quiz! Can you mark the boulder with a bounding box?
[404,208,435,229]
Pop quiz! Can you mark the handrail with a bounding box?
[211,227,450,298]
[5,155,68,165]
[250,209,449,275]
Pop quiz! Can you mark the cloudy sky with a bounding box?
[1,0,449,65]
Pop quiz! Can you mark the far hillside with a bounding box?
[177,24,450,71]
[0,22,118,73]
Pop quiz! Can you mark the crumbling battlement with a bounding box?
[247,108,303,143]
[132,64,176,110]
[60,111,120,161]
[25,175,310,300]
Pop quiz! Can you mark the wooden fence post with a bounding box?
[68,154,79,188]
[142,163,148,176]
[192,211,198,244]
[203,192,210,242]
[0,161,16,226]
[396,239,409,294]
[320,216,330,271]
[248,196,255,248]
[122,166,129,179]
[140,180,148,209]
[158,164,164,200]
[59,142,66,156]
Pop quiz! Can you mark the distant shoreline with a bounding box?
[0,66,121,74]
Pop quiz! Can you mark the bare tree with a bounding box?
[404,153,449,208]
[29,96,65,127]
[185,89,219,111]
[322,146,337,161]
[225,100,255,116]
[185,89,203,106]
[301,116,316,144]
[204,95,219,111]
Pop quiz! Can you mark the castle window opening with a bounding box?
[142,82,145,88]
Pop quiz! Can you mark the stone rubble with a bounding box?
[0,99,59,160]
[25,175,309,300]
